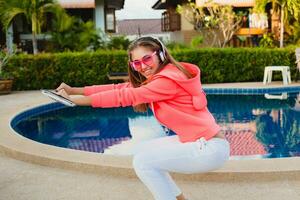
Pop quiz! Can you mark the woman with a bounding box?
[56,37,230,200]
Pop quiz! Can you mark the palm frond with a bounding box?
[0,7,25,31]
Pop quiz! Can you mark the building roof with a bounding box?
[58,0,125,9]
[152,0,190,10]
[58,0,95,8]
[116,19,164,36]
[196,0,255,7]
[152,0,254,9]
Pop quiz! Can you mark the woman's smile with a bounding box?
[130,47,160,78]
[142,67,154,77]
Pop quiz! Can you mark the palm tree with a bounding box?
[0,0,67,54]
[255,0,300,47]
[273,0,300,47]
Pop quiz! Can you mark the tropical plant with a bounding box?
[49,17,106,52]
[106,36,131,50]
[0,47,15,79]
[254,0,300,47]
[289,22,300,45]
[190,35,204,48]
[177,0,243,47]
[259,33,276,48]
[0,0,68,54]
[0,45,20,79]
[253,0,269,13]
[165,41,190,50]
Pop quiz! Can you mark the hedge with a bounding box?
[3,48,297,90]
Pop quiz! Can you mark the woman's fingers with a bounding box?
[56,82,66,92]
[56,82,72,94]
[56,89,70,99]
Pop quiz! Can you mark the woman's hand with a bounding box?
[56,89,71,100]
[57,88,92,106]
[56,82,84,95]
[56,83,73,95]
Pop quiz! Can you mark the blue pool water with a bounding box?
[11,90,300,159]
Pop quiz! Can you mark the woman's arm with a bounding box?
[84,82,131,96]
[71,87,84,95]
[56,82,131,96]
[56,83,84,95]
[89,76,178,108]
[57,77,177,108]
[71,96,92,106]
[56,89,92,106]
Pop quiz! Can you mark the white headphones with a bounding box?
[133,36,167,62]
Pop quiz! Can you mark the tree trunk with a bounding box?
[280,5,284,48]
[32,32,38,54]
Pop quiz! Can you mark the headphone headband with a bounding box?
[133,36,166,62]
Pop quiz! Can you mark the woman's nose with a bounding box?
[141,62,148,70]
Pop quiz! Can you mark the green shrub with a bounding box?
[259,33,276,48]
[165,41,190,51]
[48,18,106,52]
[190,36,204,49]
[5,51,128,90]
[3,48,297,90]
[106,36,131,50]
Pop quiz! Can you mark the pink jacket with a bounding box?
[84,62,220,143]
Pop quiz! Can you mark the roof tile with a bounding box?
[116,19,163,35]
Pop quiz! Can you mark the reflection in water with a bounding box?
[207,93,300,159]
[12,92,300,159]
[13,107,170,154]
[255,109,300,158]
[264,92,288,100]
[222,128,268,159]
[14,107,135,153]
[104,117,166,155]
[290,93,300,111]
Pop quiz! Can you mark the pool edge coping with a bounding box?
[1,88,300,180]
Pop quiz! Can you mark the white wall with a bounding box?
[94,0,105,31]
[170,31,184,43]
[6,25,13,53]
[181,13,194,31]
[115,33,171,43]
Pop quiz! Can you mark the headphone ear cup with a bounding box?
[159,51,165,62]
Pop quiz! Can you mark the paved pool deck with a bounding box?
[1,82,300,200]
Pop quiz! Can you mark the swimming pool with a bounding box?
[11,89,300,160]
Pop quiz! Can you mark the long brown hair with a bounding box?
[127,37,193,112]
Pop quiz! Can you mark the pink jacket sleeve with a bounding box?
[83,82,131,96]
[89,77,178,108]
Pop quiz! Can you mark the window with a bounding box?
[105,9,115,33]
[162,10,181,32]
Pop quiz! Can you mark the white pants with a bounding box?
[132,135,230,200]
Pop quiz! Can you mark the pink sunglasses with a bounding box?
[130,51,157,71]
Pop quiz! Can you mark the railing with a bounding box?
[235,28,266,35]
[230,28,268,47]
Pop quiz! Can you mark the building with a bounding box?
[152,0,195,44]
[0,0,125,51]
[59,0,124,33]
[152,0,278,46]
[115,19,170,42]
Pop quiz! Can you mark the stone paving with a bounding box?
[1,82,300,200]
